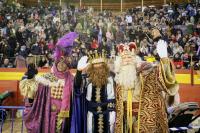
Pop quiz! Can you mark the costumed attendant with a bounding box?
[19,63,38,107]
[70,50,116,133]
[19,32,78,133]
[114,40,179,133]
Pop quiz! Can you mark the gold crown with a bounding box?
[151,28,161,39]
[88,50,107,64]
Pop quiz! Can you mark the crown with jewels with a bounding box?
[151,28,161,39]
[88,50,107,64]
[117,42,137,57]
[117,42,137,66]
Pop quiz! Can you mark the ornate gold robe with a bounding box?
[115,59,179,133]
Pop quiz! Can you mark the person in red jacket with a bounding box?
[91,38,99,50]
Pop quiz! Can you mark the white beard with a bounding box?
[115,64,137,89]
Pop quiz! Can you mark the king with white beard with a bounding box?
[114,42,179,133]
[114,43,142,102]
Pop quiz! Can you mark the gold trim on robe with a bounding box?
[58,110,69,118]
[115,58,179,133]
[115,85,124,133]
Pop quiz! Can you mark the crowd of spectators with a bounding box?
[0,0,200,70]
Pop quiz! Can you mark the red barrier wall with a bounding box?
[0,80,19,105]
[0,68,51,106]
[179,84,200,106]
[0,68,199,106]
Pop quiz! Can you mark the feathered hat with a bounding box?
[53,32,79,72]
[53,32,79,61]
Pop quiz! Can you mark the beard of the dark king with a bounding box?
[87,63,109,88]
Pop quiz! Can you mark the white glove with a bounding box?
[156,40,168,58]
[77,56,89,71]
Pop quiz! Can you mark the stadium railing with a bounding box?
[0,106,25,133]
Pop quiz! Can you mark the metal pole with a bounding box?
[21,110,24,133]
[0,110,4,133]
[59,0,62,22]
[101,0,102,12]
[11,109,14,133]
[34,55,37,68]
[142,0,144,12]
[190,54,194,86]
[121,0,123,12]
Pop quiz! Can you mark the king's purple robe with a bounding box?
[23,69,73,133]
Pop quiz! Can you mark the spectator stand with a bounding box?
[26,54,48,68]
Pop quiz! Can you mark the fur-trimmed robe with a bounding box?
[19,70,73,133]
